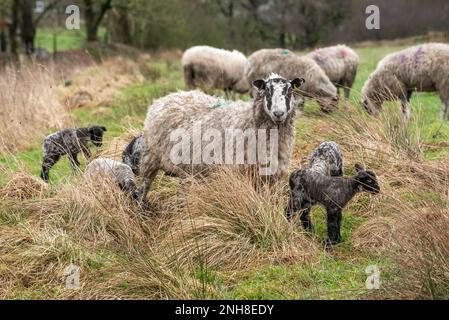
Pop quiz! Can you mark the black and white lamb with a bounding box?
[285,163,380,245]
[122,134,144,176]
[40,125,107,182]
[84,158,139,200]
[308,141,343,177]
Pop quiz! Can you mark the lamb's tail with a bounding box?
[183,64,196,90]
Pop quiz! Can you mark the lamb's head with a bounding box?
[354,164,380,194]
[88,125,107,147]
[253,74,305,124]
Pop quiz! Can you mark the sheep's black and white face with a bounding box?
[253,75,305,124]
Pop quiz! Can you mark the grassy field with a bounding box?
[0,43,448,300]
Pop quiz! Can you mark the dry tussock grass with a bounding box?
[0,62,71,153]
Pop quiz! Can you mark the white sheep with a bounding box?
[306,45,359,99]
[138,74,305,202]
[84,158,139,199]
[245,48,339,113]
[182,46,250,99]
[361,43,449,121]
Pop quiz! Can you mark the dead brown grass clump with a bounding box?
[0,171,49,200]
[158,168,320,271]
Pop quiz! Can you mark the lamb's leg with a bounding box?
[68,152,81,171]
[81,144,91,160]
[326,207,342,245]
[40,155,60,182]
[299,201,314,231]
[285,179,304,221]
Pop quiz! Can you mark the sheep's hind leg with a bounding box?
[401,91,412,123]
[40,155,60,182]
[299,202,314,231]
[326,207,342,245]
[138,169,158,205]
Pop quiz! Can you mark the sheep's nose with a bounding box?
[274,111,285,118]
[332,96,339,102]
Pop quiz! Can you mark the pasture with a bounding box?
[0,43,448,300]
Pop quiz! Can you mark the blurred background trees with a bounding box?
[0,0,447,60]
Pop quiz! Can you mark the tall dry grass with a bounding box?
[0,62,71,153]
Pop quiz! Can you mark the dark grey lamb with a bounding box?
[122,134,144,176]
[309,141,343,177]
[285,164,380,245]
[40,125,107,182]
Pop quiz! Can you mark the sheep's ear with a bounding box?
[291,78,305,90]
[355,163,365,173]
[253,79,266,91]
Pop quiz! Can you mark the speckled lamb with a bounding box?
[285,164,380,245]
[122,134,144,175]
[40,126,107,182]
[85,158,139,199]
[361,43,449,121]
[308,141,343,177]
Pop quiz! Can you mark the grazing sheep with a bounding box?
[85,158,139,199]
[40,126,107,182]
[306,45,359,99]
[139,74,305,202]
[285,164,380,245]
[245,48,339,113]
[361,43,449,121]
[308,141,343,177]
[182,46,250,99]
[122,134,144,175]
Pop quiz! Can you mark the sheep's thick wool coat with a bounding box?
[140,89,298,184]
[182,46,249,94]
[362,43,449,117]
[245,48,338,111]
[306,45,359,97]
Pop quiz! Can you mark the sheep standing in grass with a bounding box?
[40,126,107,182]
[285,163,379,245]
[361,43,449,121]
[308,141,343,177]
[182,46,250,99]
[122,134,144,175]
[245,49,339,113]
[139,74,305,202]
[306,45,359,100]
[85,158,139,199]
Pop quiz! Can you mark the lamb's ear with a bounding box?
[291,78,305,90]
[253,79,266,91]
[101,126,107,132]
[355,163,365,173]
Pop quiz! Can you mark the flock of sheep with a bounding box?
[39,42,449,245]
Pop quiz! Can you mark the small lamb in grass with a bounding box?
[40,126,107,182]
[308,141,343,177]
[84,158,139,200]
[122,134,144,176]
[285,163,380,245]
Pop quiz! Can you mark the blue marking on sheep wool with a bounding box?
[282,50,290,56]
[211,101,231,109]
